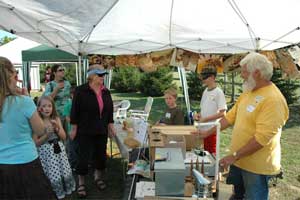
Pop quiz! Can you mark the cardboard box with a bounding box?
[150,125,203,151]
[164,135,186,159]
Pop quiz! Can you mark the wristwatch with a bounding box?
[232,151,239,159]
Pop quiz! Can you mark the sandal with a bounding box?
[77,184,87,198]
[95,179,107,190]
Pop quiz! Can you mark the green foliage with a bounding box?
[271,69,299,105]
[111,67,141,92]
[139,67,175,96]
[39,63,77,86]
[186,71,206,100]
[0,36,15,46]
[63,63,77,86]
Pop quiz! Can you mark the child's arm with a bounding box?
[33,129,50,146]
[199,109,226,122]
[51,118,67,141]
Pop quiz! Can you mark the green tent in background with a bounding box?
[21,45,79,90]
[22,44,77,62]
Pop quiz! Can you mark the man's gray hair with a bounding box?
[240,52,273,80]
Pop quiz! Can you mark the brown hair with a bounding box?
[164,87,178,99]
[37,96,59,120]
[0,57,16,121]
[50,64,62,81]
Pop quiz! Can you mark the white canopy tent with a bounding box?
[0,0,300,56]
[0,37,41,90]
[1,0,299,119]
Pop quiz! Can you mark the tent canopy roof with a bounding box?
[1,0,300,56]
[22,44,78,62]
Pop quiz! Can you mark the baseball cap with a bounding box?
[87,68,108,76]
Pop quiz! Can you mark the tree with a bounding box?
[271,69,299,105]
[0,36,15,46]
[39,63,77,86]
[111,67,141,92]
[140,67,175,96]
[186,71,206,100]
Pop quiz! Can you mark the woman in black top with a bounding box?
[70,66,116,198]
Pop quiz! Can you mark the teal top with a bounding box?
[0,96,38,164]
[63,98,72,134]
[44,80,71,117]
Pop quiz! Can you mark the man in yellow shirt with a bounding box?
[192,52,289,200]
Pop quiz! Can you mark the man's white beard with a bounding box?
[242,75,256,92]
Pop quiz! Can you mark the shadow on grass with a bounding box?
[66,158,125,200]
[112,92,167,124]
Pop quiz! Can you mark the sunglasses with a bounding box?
[57,69,65,72]
[96,73,105,77]
[199,73,215,80]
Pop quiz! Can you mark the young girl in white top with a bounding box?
[33,96,75,199]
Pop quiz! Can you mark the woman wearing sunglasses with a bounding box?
[69,65,116,198]
[43,64,71,128]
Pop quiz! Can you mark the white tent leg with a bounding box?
[22,61,31,93]
[178,67,191,124]
[83,57,89,83]
[75,62,79,86]
[105,69,113,89]
[78,56,82,85]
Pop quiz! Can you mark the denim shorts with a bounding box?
[226,165,271,200]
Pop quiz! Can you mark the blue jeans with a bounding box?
[226,165,271,200]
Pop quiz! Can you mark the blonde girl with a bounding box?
[33,96,75,199]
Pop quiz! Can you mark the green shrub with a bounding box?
[111,67,141,92]
[186,71,206,100]
[139,67,175,96]
[271,69,299,105]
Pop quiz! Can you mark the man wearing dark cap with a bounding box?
[194,66,227,155]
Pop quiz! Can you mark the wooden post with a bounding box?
[231,72,235,103]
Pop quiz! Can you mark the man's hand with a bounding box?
[190,129,211,139]
[219,155,237,170]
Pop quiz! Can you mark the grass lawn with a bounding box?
[112,91,300,200]
[30,89,300,199]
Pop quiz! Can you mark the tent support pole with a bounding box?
[178,67,191,124]
[78,56,82,85]
[75,62,79,86]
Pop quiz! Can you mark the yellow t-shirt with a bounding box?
[225,83,289,175]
